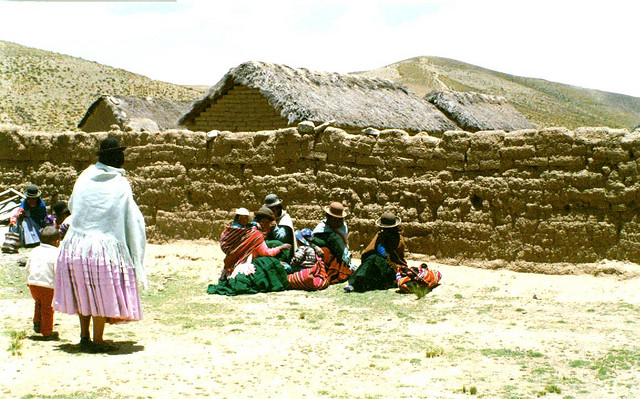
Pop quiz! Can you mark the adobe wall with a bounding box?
[188,85,290,132]
[1,124,640,270]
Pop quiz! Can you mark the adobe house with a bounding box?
[78,96,190,132]
[178,61,458,135]
[425,90,535,132]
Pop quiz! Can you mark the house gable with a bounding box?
[78,99,119,132]
[188,84,289,132]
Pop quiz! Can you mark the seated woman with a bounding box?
[207,206,291,296]
[311,202,355,284]
[263,194,296,261]
[286,229,329,291]
[344,212,406,293]
[9,184,48,247]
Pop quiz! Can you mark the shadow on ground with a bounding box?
[54,340,145,355]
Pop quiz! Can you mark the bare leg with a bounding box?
[92,316,107,344]
[79,315,91,340]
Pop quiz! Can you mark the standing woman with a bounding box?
[54,137,146,352]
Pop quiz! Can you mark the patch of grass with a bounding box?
[591,349,640,380]
[20,387,134,398]
[8,329,27,356]
[461,385,477,395]
[425,345,444,358]
[454,293,463,299]
[545,384,561,394]
[0,259,29,300]
[569,360,590,368]
[481,348,544,359]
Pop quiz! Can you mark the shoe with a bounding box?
[42,331,59,341]
[79,337,92,352]
[33,322,41,334]
[344,285,354,293]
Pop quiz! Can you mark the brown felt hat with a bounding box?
[375,212,401,228]
[324,202,347,218]
[254,206,275,221]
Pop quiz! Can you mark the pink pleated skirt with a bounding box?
[53,235,142,321]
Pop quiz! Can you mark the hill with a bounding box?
[0,40,205,131]
[358,56,640,129]
[1,41,638,131]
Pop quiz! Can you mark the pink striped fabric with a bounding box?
[287,257,330,291]
[53,241,142,321]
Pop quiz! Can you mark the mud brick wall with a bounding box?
[189,85,290,132]
[1,124,639,265]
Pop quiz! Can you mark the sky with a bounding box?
[0,0,639,97]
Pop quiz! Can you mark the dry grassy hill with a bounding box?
[0,40,205,131]
[2,41,639,132]
[358,56,640,129]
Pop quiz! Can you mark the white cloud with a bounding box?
[0,0,639,96]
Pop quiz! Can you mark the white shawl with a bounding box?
[66,162,147,288]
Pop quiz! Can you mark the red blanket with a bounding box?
[219,226,265,276]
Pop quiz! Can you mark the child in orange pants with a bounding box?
[25,226,60,340]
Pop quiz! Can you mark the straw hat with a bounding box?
[235,207,250,216]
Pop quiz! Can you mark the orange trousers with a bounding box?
[28,285,54,336]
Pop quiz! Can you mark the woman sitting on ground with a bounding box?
[207,206,291,296]
[286,228,329,291]
[311,201,355,284]
[9,184,48,247]
[344,211,443,296]
[344,212,406,293]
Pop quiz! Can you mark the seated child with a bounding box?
[288,228,317,274]
[231,207,256,229]
[51,201,72,240]
[25,226,60,340]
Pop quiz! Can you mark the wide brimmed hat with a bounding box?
[235,207,250,216]
[25,184,41,198]
[295,228,314,246]
[254,205,275,221]
[324,201,347,218]
[375,212,401,228]
[97,137,127,155]
[264,193,282,208]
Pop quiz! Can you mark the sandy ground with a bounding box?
[1,237,640,398]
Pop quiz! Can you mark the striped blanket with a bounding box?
[396,263,442,293]
[220,226,265,277]
[287,256,329,291]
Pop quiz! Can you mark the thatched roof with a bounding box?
[79,96,190,132]
[179,61,458,133]
[425,90,535,132]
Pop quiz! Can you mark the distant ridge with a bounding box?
[1,41,638,131]
[357,56,640,129]
[0,40,205,131]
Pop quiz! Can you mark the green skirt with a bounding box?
[207,256,289,296]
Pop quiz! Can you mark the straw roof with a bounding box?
[179,61,458,133]
[425,90,535,132]
[79,96,190,132]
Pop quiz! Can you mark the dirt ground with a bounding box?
[1,239,640,399]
